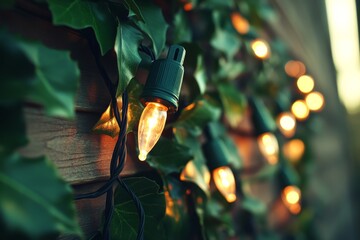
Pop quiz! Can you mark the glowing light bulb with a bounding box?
[283,139,305,163]
[276,112,296,138]
[257,132,279,165]
[251,39,271,59]
[305,91,325,111]
[213,166,237,203]
[296,75,314,93]
[284,60,306,78]
[231,13,250,34]
[291,100,310,120]
[281,186,302,214]
[137,102,168,161]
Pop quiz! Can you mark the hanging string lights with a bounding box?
[202,123,237,203]
[249,97,279,165]
[138,45,186,161]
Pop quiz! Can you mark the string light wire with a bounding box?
[74,32,145,240]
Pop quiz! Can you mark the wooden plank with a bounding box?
[20,107,151,184]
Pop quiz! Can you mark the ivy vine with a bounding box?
[0,0,315,239]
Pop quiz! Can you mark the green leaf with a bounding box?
[147,138,193,175]
[215,58,246,81]
[0,30,35,101]
[92,99,121,138]
[19,41,80,119]
[115,23,143,96]
[126,78,144,133]
[162,175,197,240]
[174,98,221,136]
[134,0,168,57]
[47,0,117,55]
[175,128,210,196]
[241,196,266,215]
[93,79,143,137]
[0,30,79,119]
[180,43,207,97]
[0,153,81,239]
[123,0,145,21]
[112,177,166,240]
[218,83,247,128]
[173,11,191,43]
[210,11,241,59]
[0,103,27,154]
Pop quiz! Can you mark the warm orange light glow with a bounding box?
[281,186,302,214]
[231,13,250,34]
[277,112,296,137]
[284,60,306,78]
[296,75,315,93]
[138,102,168,161]
[180,160,211,193]
[305,91,325,111]
[251,39,271,59]
[291,100,310,120]
[283,139,305,163]
[183,3,193,11]
[213,166,236,203]
[257,132,279,165]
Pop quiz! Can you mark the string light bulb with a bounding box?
[138,45,186,161]
[291,100,310,121]
[276,112,296,138]
[283,139,305,163]
[251,38,271,59]
[202,123,237,203]
[249,97,279,165]
[305,91,325,111]
[212,166,237,202]
[296,75,314,94]
[257,132,279,165]
[281,185,302,215]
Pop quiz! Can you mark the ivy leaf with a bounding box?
[47,0,117,55]
[0,30,79,119]
[92,99,121,138]
[147,138,193,175]
[174,98,221,136]
[241,196,267,215]
[19,41,80,119]
[215,58,246,81]
[126,78,144,133]
[162,175,196,239]
[123,0,145,21]
[0,153,82,239]
[175,128,210,196]
[0,30,35,101]
[181,43,207,97]
[111,177,166,240]
[211,11,240,59]
[173,10,191,43]
[0,104,27,155]
[93,79,143,137]
[218,83,247,128]
[134,0,168,57]
[115,23,143,96]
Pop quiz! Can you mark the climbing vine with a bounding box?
[0,0,317,239]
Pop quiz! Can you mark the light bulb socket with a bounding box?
[248,97,276,136]
[141,45,186,113]
[202,139,229,171]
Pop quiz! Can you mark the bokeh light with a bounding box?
[291,100,310,120]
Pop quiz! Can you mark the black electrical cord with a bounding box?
[74,32,145,240]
